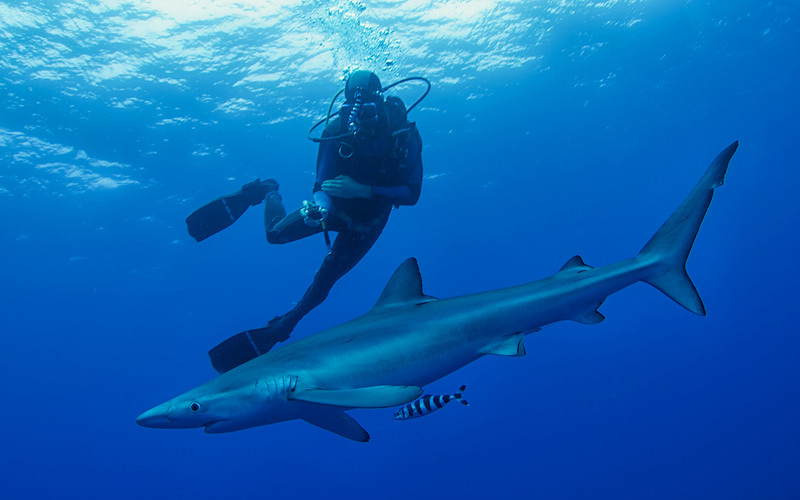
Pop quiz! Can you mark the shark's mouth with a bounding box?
[203,420,227,433]
[204,414,269,433]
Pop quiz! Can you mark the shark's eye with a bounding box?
[189,402,200,412]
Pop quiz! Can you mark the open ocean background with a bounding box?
[1,1,799,499]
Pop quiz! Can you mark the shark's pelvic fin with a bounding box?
[481,332,527,356]
[372,257,438,310]
[637,141,738,316]
[301,408,370,442]
[289,385,423,408]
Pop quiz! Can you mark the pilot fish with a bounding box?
[393,385,469,420]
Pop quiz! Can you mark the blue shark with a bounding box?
[137,142,738,441]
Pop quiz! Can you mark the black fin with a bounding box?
[208,322,291,373]
[186,179,276,242]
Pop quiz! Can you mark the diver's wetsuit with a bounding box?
[264,114,422,332]
[207,111,423,373]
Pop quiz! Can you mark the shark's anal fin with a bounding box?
[572,310,606,324]
[561,294,607,324]
[302,408,370,442]
[289,385,423,408]
[480,332,526,357]
[571,300,606,325]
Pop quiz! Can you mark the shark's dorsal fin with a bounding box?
[558,255,593,273]
[289,385,423,408]
[301,408,370,442]
[373,258,437,309]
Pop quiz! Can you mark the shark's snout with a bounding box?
[136,408,173,428]
[137,400,218,429]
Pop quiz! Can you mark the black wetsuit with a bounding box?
[265,112,422,327]
[208,107,422,373]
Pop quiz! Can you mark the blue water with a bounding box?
[1,1,798,498]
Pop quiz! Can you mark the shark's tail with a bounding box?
[636,142,739,316]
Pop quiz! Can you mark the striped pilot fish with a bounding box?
[393,385,469,420]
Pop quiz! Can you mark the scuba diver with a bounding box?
[185,70,429,373]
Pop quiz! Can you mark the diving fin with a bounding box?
[208,319,292,373]
[186,178,277,242]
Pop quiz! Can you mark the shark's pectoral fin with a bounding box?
[289,385,423,408]
[481,332,526,357]
[301,408,370,442]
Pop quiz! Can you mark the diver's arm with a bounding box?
[313,136,339,192]
[313,190,333,211]
[320,176,370,198]
[371,157,421,205]
[317,125,423,204]
[311,135,342,210]
[371,128,423,206]
[314,125,373,200]
[321,166,419,201]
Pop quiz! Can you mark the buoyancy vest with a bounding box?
[321,96,420,224]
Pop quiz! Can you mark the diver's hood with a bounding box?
[345,70,382,102]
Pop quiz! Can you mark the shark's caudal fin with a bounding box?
[637,141,738,315]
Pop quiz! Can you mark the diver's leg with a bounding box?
[264,194,321,244]
[270,214,389,332]
[208,214,388,373]
[208,206,327,373]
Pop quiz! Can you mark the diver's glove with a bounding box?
[300,200,328,227]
